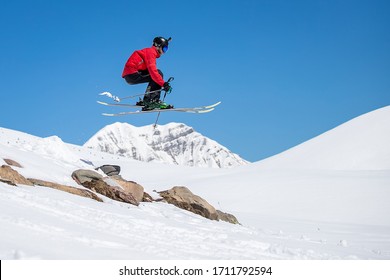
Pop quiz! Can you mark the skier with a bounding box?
[122,36,173,111]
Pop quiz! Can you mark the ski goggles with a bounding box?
[162,45,168,53]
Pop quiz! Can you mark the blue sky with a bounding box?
[1,0,389,162]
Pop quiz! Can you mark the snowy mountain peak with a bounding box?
[83,122,248,168]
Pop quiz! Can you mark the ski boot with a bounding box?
[135,99,144,106]
[142,100,174,111]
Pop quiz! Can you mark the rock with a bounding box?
[216,210,240,225]
[71,169,103,185]
[142,192,155,202]
[111,178,144,203]
[81,179,139,206]
[3,158,23,168]
[96,165,121,176]
[72,169,142,206]
[0,165,33,186]
[28,178,103,202]
[0,178,17,186]
[158,186,219,221]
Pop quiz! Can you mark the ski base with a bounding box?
[99,101,221,116]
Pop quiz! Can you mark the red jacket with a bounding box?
[122,46,165,87]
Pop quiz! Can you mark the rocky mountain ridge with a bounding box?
[84,122,248,168]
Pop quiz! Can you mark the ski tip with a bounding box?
[102,113,114,117]
[203,101,221,109]
[197,108,215,113]
[97,101,108,105]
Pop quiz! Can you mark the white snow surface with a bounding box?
[256,106,390,170]
[0,105,390,260]
[83,122,248,168]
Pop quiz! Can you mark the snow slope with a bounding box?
[84,122,248,168]
[255,106,390,170]
[0,105,390,260]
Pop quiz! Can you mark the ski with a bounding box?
[97,101,141,108]
[102,108,214,116]
[101,101,221,116]
[98,100,221,110]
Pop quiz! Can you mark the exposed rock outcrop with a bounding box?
[158,186,239,224]
[96,165,121,176]
[110,176,144,204]
[72,169,141,206]
[81,179,139,206]
[158,186,219,221]
[71,169,103,185]
[28,178,103,202]
[142,191,155,202]
[0,165,33,186]
[0,163,239,225]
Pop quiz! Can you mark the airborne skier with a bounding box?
[98,36,220,119]
[122,36,173,111]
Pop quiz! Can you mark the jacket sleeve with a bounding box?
[144,48,165,87]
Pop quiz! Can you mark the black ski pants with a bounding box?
[123,69,163,102]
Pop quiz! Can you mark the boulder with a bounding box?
[111,178,144,204]
[71,169,142,206]
[158,186,219,221]
[96,165,121,176]
[81,179,139,206]
[71,169,103,185]
[0,165,33,186]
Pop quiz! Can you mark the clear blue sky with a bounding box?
[1,0,389,162]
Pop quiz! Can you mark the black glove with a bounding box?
[163,82,172,92]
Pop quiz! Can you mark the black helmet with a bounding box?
[153,37,171,52]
